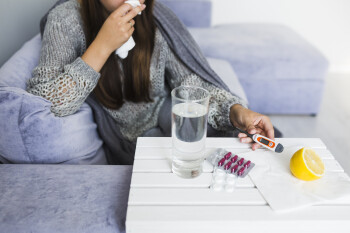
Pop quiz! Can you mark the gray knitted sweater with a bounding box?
[27,0,247,142]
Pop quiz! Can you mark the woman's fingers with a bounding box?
[127,19,135,31]
[239,136,253,143]
[127,26,135,37]
[252,142,262,150]
[238,136,261,150]
[238,134,261,150]
[238,132,253,143]
[122,4,146,22]
[266,128,275,140]
[258,116,275,140]
[111,3,133,17]
[241,138,253,143]
[111,2,145,19]
[246,125,257,135]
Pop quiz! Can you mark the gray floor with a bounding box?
[269,73,350,174]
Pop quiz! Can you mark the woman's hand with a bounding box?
[81,2,146,72]
[94,2,146,55]
[229,104,275,150]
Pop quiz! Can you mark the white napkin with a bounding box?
[244,147,350,213]
[115,0,141,59]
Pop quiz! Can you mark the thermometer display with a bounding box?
[236,128,284,153]
[259,138,270,146]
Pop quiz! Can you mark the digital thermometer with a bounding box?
[236,128,284,153]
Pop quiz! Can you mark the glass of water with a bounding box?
[171,85,210,178]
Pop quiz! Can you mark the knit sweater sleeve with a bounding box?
[163,39,248,131]
[26,10,100,117]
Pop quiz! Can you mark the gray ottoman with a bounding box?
[190,24,329,115]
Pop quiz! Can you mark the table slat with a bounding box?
[136,137,327,149]
[130,173,254,188]
[128,188,266,206]
[129,187,350,206]
[126,206,350,233]
[134,147,334,160]
[133,159,344,173]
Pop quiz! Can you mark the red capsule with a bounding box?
[224,152,232,160]
[231,164,239,173]
[238,167,246,176]
[244,160,251,168]
[237,158,244,166]
[218,157,226,166]
[224,161,233,170]
[230,155,239,163]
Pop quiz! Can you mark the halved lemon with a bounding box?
[290,147,325,181]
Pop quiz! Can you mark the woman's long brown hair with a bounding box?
[80,0,155,109]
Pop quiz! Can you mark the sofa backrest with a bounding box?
[159,0,212,27]
[0,0,56,68]
[0,0,212,68]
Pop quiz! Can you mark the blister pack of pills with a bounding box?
[206,148,255,192]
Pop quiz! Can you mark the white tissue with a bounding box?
[245,148,350,213]
[115,0,141,59]
[125,0,142,9]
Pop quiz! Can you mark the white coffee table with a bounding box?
[126,137,350,233]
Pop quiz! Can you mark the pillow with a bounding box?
[0,34,106,164]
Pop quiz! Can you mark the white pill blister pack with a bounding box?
[206,149,255,192]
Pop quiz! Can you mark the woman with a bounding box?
[27,0,276,164]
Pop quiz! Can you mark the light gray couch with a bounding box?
[0,0,329,232]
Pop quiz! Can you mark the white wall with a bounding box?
[211,0,350,74]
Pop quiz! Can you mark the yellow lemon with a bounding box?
[290,147,325,181]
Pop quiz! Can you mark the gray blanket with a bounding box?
[40,1,241,165]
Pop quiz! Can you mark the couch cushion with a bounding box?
[190,24,328,81]
[189,24,329,114]
[0,34,106,164]
[0,35,42,89]
[0,165,132,233]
